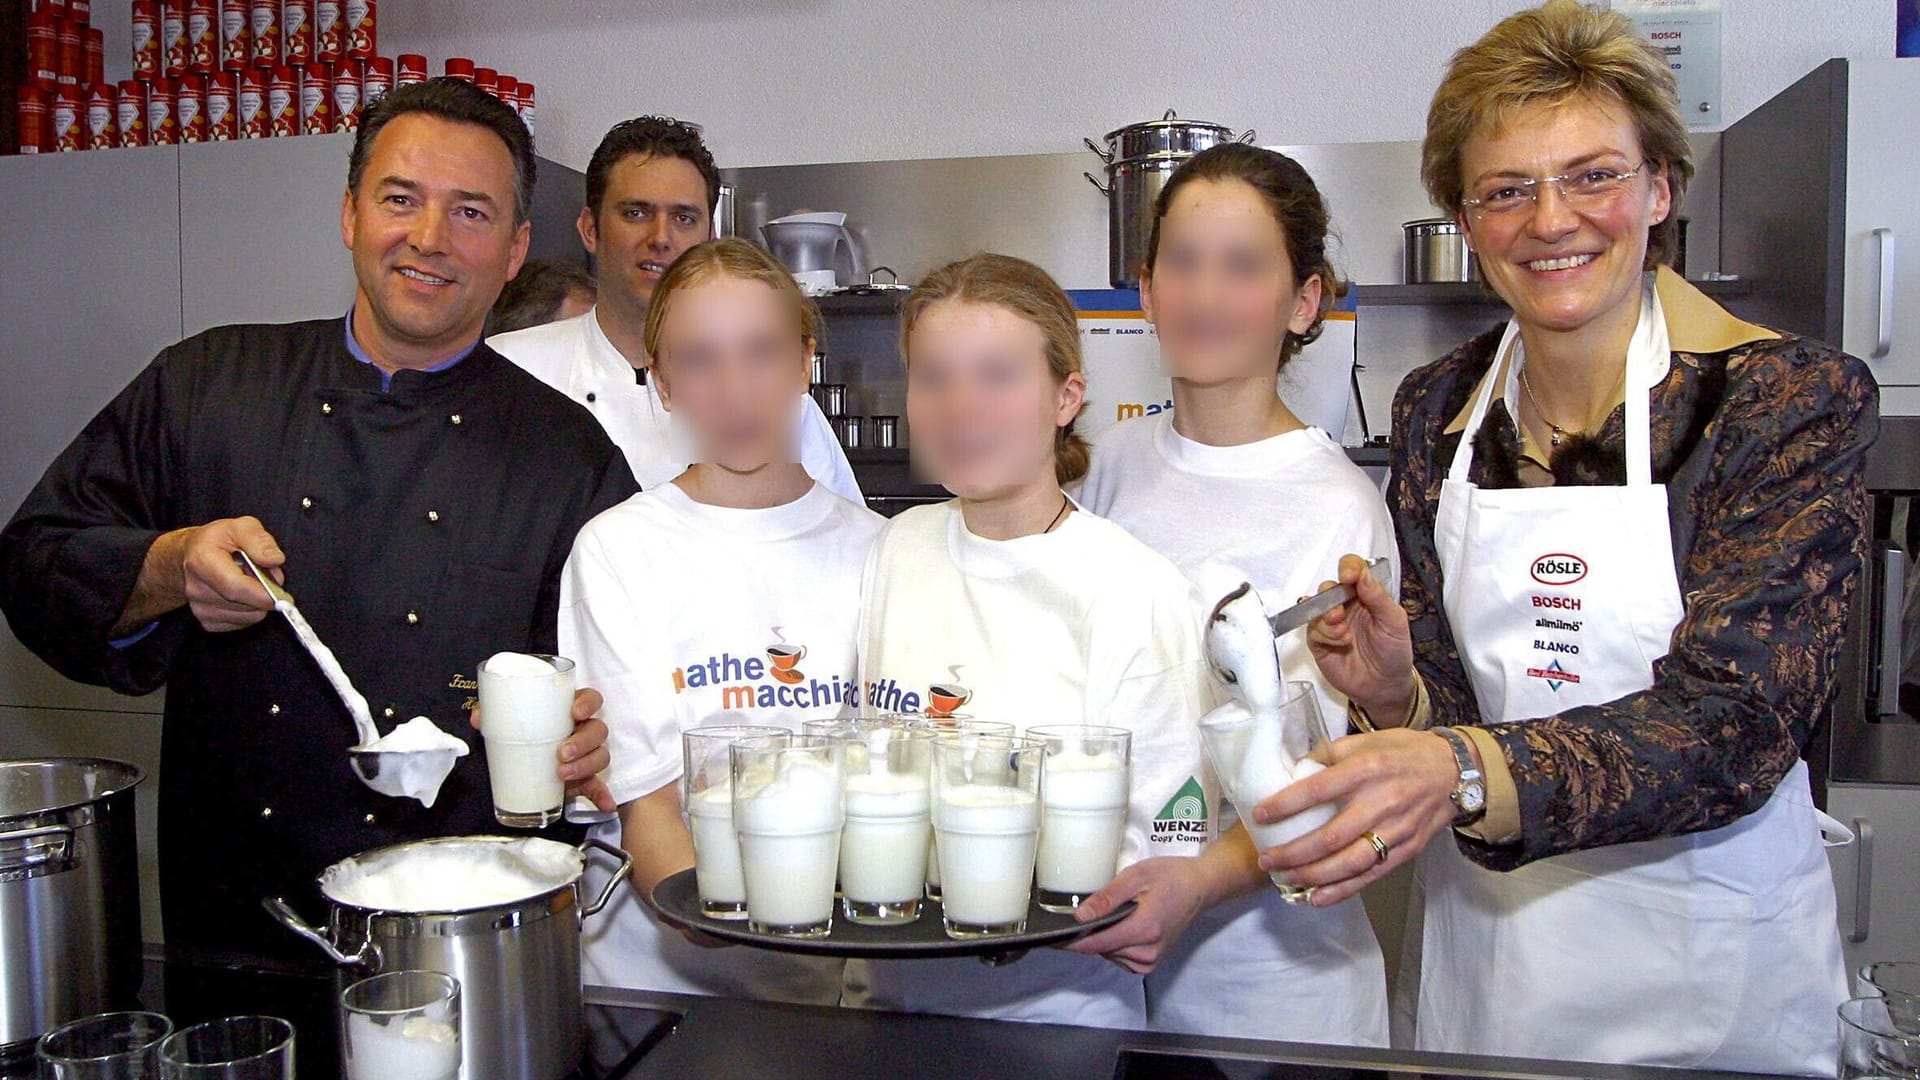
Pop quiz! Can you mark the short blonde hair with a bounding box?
[899,253,1091,485]
[642,237,820,364]
[1422,0,1693,268]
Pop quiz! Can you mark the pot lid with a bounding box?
[1100,109,1234,143]
[0,758,143,820]
[319,835,586,913]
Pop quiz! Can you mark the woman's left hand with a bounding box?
[470,688,616,812]
[1251,727,1462,905]
[1062,856,1217,975]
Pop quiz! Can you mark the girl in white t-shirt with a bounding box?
[1074,144,1392,1045]
[563,238,884,1000]
[847,254,1234,1029]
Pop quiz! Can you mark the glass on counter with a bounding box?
[157,1015,294,1079]
[338,970,460,1080]
[37,1010,173,1079]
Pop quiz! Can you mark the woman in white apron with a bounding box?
[1253,3,1877,1073]
[1073,142,1391,1046]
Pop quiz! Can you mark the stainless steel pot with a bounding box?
[1085,112,1257,288]
[266,835,629,1080]
[1403,218,1480,283]
[0,759,145,1056]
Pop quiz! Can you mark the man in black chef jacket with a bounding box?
[0,79,640,970]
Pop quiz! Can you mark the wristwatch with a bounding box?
[1431,727,1487,828]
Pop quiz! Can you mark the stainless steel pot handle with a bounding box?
[1235,128,1259,145]
[1082,137,1114,165]
[0,822,76,877]
[1083,172,1111,198]
[261,897,374,966]
[579,837,633,919]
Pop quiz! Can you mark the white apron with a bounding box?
[1416,284,1849,1074]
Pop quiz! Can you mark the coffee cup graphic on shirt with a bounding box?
[767,632,808,685]
[925,683,973,719]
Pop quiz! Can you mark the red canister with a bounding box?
[17,81,51,154]
[85,26,105,84]
[237,66,266,137]
[330,60,361,131]
[185,1,215,73]
[472,67,497,96]
[161,1,187,77]
[299,63,332,133]
[267,64,297,136]
[443,57,473,82]
[495,74,517,104]
[42,0,70,19]
[70,0,91,25]
[116,79,148,146]
[249,1,278,67]
[515,81,535,134]
[205,70,237,138]
[146,77,177,143]
[132,1,160,79]
[57,19,83,87]
[218,0,248,69]
[315,0,342,62]
[85,81,117,149]
[396,53,428,86]
[283,0,312,65]
[361,55,394,107]
[26,10,60,84]
[176,73,206,141]
[343,0,374,60]
[51,83,83,151]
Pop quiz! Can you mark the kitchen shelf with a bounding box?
[1353,277,1752,307]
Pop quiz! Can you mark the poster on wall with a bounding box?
[1900,0,1920,57]
[1607,0,1723,127]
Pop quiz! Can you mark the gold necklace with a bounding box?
[1518,365,1571,448]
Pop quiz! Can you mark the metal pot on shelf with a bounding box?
[266,834,630,1080]
[0,758,145,1057]
[1085,110,1257,288]
[1403,218,1481,283]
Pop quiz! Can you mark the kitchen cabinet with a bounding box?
[1724,58,1920,412]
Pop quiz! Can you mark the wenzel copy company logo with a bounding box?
[1530,553,1588,586]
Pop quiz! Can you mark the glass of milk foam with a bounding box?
[339,970,460,1080]
[823,722,933,926]
[1199,681,1337,904]
[477,652,577,828]
[931,732,1044,939]
[904,717,1012,903]
[1028,724,1131,913]
[682,725,789,919]
[732,735,846,937]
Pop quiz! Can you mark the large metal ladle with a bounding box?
[234,551,465,806]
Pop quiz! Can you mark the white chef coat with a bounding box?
[488,308,861,500]
[1415,282,1849,1073]
[1076,414,1391,1046]
[562,481,884,1001]
[843,501,1220,1029]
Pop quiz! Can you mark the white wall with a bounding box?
[377,0,1892,172]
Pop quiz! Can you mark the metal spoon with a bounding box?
[234,551,466,806]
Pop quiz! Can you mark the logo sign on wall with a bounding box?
[1607,0,1724,127]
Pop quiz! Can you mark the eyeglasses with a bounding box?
[1461,161,1648,219]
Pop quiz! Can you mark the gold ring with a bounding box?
[1364,831,1390,864]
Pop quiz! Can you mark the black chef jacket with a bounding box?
[0,317,640,969]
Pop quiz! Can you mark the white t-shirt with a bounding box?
[844,500,1220,1029]
[561,481,884,1001]
[1075,413,1393,1046]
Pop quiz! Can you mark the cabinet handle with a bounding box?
[1873,227,1895,360]
[1850,816,1873,944]
[1878,546,1907,717]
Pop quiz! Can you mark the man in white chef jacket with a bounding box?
[489,115,859,499]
